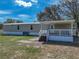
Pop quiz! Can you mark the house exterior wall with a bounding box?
[20,24,30,32]
[3,22,74,32]
[31,24,41,32]
[54,23,71,29]
[3,25,18,32]
[48,23,71,29]
[3,20,75,37]
[3,24,41,32]
[3,24,41,35]
[41,23,72,30]
[41,24,49,30]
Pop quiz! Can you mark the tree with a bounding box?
[4,18,23,23]
[37,5,63,21]
[4,19,16,23]
[0,23,3,29]
[37,12,46,21]
[16,20,23,23]
[45,5,62,20]
[37,0,79,37]
[60,0,79,37]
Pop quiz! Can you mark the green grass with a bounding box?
[0,35,33,46]
[0,35,33,42]
[0,35,41,59]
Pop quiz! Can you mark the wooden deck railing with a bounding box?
[39,29,76,37]
[39,30,48,36]
[48,29,75,37]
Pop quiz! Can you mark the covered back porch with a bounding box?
[39,20,75,42]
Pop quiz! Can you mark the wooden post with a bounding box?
[40,23,43,36]
[53,24,55,36]
[71,23,73,37]
[41,23,43,30]
[45,24,48,42]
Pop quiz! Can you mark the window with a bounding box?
[50,25,53,29]
[30,25,33,30]
[17,25,20,30]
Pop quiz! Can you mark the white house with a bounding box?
[3,20,76,42]
[3,22,41,36]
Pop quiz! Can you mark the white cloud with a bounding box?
[15,0,32,7]
[31,0,38,3]
[0,10,11,14]
[18,14,31,18]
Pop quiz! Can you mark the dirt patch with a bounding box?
[17,37,43,48]
[15,37,79,59]
[39,44,79,59]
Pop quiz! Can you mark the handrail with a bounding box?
[39,30,48,36]
[48,29,76,36]
[39,29,76,37]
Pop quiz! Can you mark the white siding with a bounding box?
[3,32,23,35]
[3,25,18,31]
[48,36,73,42]
[20,24,30,31]
[3,24,41,36]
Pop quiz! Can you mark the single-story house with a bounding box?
[3,20,76,42]
[3,22,41,36]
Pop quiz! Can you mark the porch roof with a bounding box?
[3,20,75,25]
[40,20,75,24]
[3,22,40,25]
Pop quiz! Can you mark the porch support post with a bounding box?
[41,23,43,30]
[40,23,43,36]
[53,24,55,35]
[71,22,73,36]
[46,24,49,42]
[53,24,55,29]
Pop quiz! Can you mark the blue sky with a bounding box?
[0,0,57,23]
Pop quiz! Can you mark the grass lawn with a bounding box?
[0,35,79,59]
[0,35,41,59]
[0,35,33,42]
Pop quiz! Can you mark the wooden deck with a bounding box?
[39,29,75,42]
